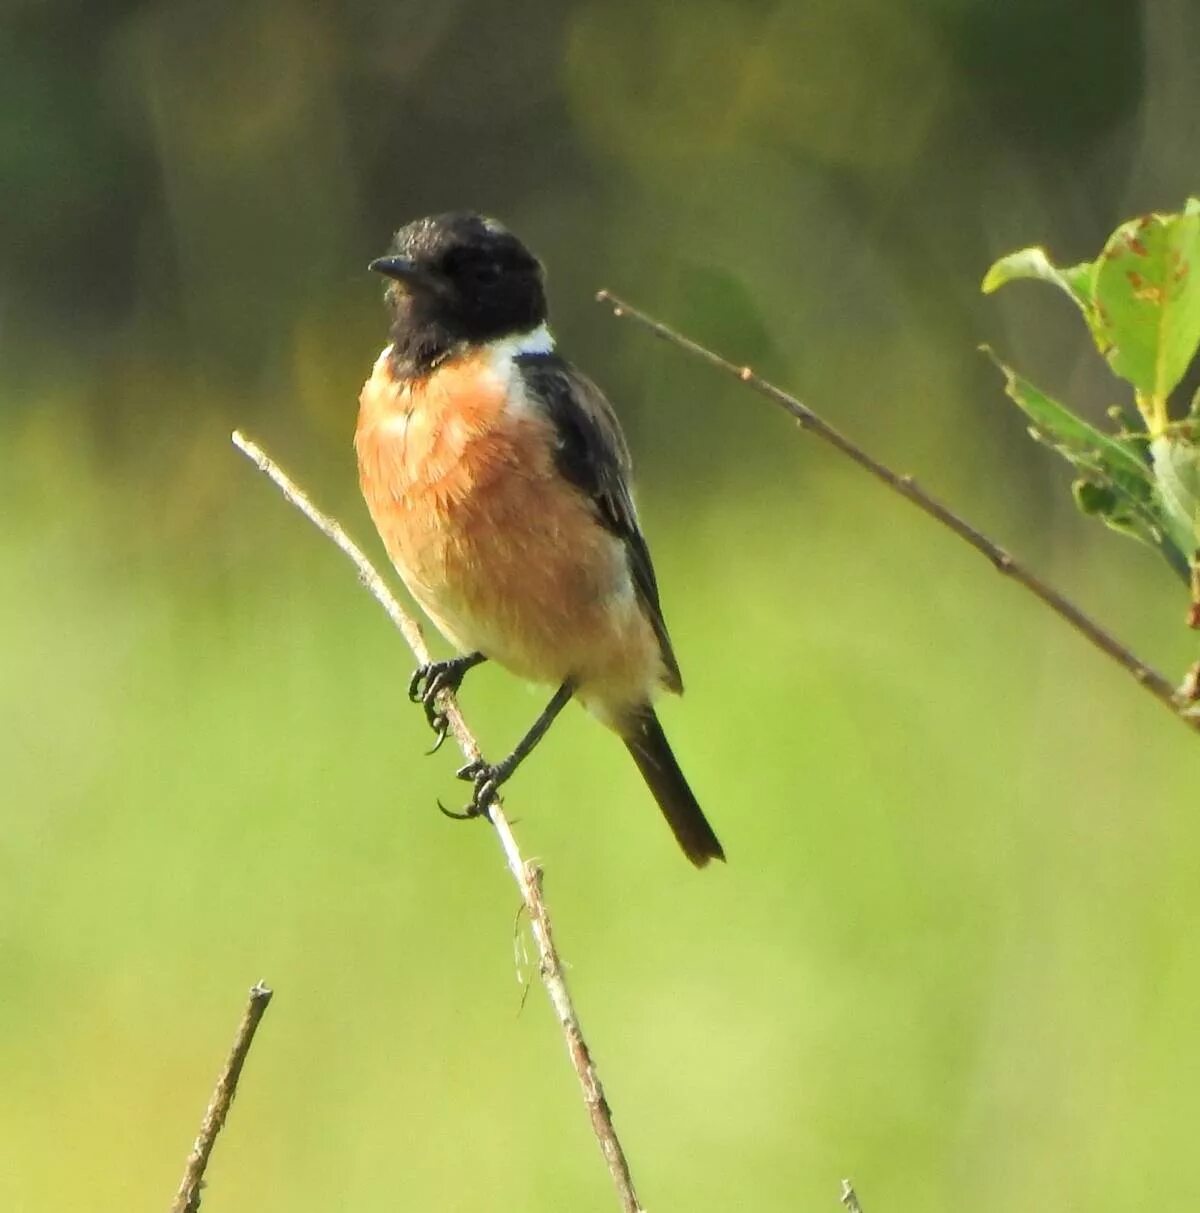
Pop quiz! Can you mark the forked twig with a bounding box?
[596,291,1200,735]
[231,432,644,1213]
[170,981,273,1213]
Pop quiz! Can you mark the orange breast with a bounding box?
[355,345,667,713]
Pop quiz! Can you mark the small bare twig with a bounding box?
[170,981,273,1213]
[231,432,644,1213]
[840,1178,865,1213]
[596,291,1200,737]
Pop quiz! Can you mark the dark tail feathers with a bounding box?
[622,708,725,867]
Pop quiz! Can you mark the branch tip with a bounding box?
[169,981,274,1213]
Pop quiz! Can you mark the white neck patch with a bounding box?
[484,324,556,417]
[487,323,555,363]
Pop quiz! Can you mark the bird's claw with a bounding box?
[425,714,451,755]
[408,656,479,747]
[436,797,479,821]
[438,759,505,819]
[407,665,431,704]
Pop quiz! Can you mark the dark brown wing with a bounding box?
[516,352,683,692]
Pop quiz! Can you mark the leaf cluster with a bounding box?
[983,200,1200,585]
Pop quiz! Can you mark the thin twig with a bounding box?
[231,432,644,1213]
[170,981,273,1213]
[596,291,1200,736]
[840,1178,865,1213]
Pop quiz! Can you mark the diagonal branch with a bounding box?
[170,981,273,1213]
[595,291,1200,736]
[231,431,644,1213]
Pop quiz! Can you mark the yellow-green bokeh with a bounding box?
[3,1,1199,1210]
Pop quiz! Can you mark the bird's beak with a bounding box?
[368,255,426,285]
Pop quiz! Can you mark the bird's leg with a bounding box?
[409,652,486,753]
[445,679,575,819]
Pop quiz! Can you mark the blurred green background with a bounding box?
[3,0,1200,1209]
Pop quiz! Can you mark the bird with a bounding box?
[355,212,724,867]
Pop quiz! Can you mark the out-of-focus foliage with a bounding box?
[985,200,1200,583]
[3,1,1200,1211]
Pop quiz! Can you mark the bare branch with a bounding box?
[231,432,644,1213]
[170,981,273,1213]
[840,1178,865,1213]
[596,291,1200,737]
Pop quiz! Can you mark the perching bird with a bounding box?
[355,212,724,866]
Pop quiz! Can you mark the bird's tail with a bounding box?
[621,707,725,867]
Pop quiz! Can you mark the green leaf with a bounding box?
[984,350,1191,580]
[1071,478,1148,541]
[1092,199,1200,405]
[981,246,1105,350]
[1150,433,1200,554]
[982,246,1093,308]
[1073,480,1119,516]
[985,351,1152,487]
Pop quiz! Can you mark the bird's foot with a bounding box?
[408,653,485,754]
[433,679,573,822]
[436,757,514,820]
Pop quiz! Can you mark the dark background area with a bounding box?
[3,1,1199,1209]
